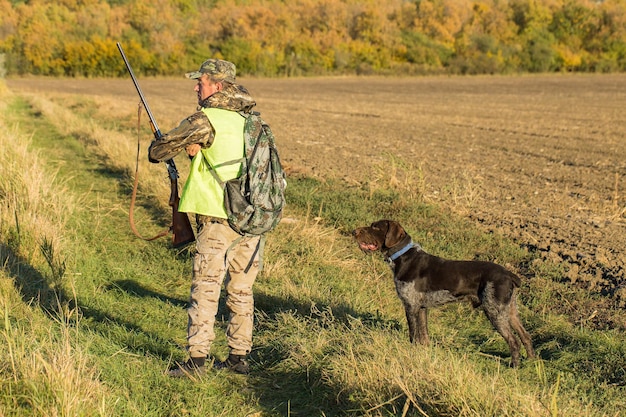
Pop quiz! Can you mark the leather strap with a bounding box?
[129,102,171,242]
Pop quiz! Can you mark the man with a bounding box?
[149,59,262,376]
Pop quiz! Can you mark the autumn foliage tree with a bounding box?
[0,0,624,77]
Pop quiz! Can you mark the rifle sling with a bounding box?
[129,102,172,242]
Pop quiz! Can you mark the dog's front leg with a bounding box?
[416,308,429,345]
[405,305,429,345]
[404,304,420,344]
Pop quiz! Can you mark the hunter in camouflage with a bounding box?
[149,58,276,377]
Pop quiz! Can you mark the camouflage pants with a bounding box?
[187,218,261,358]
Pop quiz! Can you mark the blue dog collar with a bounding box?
[388,241,417,262]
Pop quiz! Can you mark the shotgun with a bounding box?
[117,42,195,248]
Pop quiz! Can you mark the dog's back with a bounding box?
[409,252,521,296]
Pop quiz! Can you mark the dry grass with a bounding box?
[0,99,69,270]
[0,289,109,416]
[0,81,109,416]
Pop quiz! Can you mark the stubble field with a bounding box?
[7,73,626,327]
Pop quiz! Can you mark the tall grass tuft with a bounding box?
[0,294,109,416]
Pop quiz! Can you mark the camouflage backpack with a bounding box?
[213,111,286,235]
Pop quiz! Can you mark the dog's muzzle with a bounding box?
[353,228,379,252]
[358,242,379,252]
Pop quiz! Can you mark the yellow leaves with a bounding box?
[2,0,626,76]
[554,43,584,70]
[416,0,469,46]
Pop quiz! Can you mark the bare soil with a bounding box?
[7,74,626,324]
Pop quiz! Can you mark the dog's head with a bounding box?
[352,220,410,254]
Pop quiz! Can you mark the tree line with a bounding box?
[1,0,625,78]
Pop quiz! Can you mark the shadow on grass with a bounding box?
[106,279,187,308]
[1,243,68,313]
[1,243,181,360]
[7,239,622,414]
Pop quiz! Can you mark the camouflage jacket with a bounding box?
[148,83,256,162]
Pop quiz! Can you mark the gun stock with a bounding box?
[169,166,195,248]
[118,42,195,248]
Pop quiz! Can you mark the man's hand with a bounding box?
[148,141,160,163]
[186,144,201,157]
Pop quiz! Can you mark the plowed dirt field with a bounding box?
[7,74,626,326]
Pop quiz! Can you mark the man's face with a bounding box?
[195,74,221,104]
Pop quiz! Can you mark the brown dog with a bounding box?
[353,219,535,367]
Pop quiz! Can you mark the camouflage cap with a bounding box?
[185,59,236,83]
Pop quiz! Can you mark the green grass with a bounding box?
[1,83,625,416]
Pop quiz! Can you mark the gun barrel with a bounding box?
[117,42,178,180]
[116,42,162,139]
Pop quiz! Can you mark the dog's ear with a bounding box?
[383,220,406,249]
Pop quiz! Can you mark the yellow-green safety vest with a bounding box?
[178,107,245,217]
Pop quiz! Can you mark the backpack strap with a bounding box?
[203,113,262,187]
[211,157,246,169]
[200,151,245,187]
[244,235,266,273]
[224,234,266,273]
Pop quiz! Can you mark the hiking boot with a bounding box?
[214,354,250,375]
[167,357,206,378]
